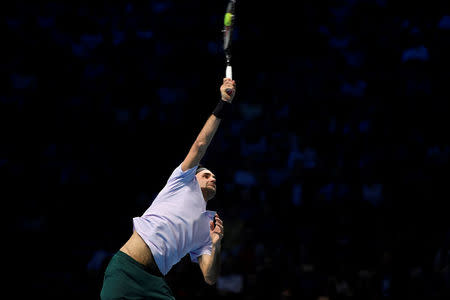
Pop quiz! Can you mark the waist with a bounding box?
[120,231,163,277]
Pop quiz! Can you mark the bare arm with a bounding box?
[198,214,224,285]
[181,78,236,171]
[181,114,221,171]
[198,243,221,285]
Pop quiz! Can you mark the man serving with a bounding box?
[101,78,237,299]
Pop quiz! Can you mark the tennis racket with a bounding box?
[223,0,236,95]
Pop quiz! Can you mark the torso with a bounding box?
[130,165,213,275]
[120,231,156,268]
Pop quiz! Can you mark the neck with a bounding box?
[202,190,209,202]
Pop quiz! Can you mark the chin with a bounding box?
[201,187,216,201]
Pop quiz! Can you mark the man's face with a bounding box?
[196,169,217,201]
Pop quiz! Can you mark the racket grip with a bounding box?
[226,65,232,80]
[225,65,233,95]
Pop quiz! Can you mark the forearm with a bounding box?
[203,243,222,285]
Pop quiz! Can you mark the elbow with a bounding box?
[203,274,218,285]
[195,140,207,152]
[204,276,217,286]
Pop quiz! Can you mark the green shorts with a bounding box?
[100,251,175,300]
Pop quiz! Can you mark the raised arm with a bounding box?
[181,78,236,171]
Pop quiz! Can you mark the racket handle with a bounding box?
[226,65,232,80]
[225,65,233,95]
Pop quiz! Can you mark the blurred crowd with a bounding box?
[3,0,449,299]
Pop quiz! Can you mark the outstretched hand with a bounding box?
[220,78,236,103]
[209,213,224,245]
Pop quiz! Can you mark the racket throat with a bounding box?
[225,52,232,63]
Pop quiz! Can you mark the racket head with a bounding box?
[223,0,236,53]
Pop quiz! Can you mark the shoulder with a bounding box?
[168,163,198,182]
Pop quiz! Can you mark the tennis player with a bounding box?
[100,78,236,299]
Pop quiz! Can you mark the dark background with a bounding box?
[2,0,450,299]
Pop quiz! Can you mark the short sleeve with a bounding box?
[189,241,213,263]
[165,164,198,190]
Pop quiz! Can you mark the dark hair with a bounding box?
[196,163,206,174]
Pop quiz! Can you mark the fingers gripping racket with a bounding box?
[223,0,236,95]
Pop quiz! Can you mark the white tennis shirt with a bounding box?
[133,164,215,275]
